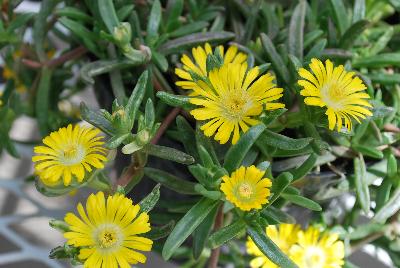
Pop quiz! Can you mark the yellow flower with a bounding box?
[64,192,153,268]
[190,62,284,144]
[246,224,301,268]
[32,124,107,186]
[220,165,272,211]
[298,58,372,131]
[289,226,345,268]
[175,43,247,94]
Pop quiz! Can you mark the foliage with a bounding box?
[1,0,400,267]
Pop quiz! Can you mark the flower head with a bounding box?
[32,124,107,186]
[246,224,300,268]
[64,192,153,267]
[220,165,272,211]
[190,62,284,144]
[298,58,372,131]
[289,226,345,268]
[175,43,247,93]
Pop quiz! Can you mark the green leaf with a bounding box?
[376,177,392,211]
[80,59,141,84]
[305,39,327,61]
[126,71,148,129]
[165,0,184,32]
[353,0,366,23]
[374,187,400,223]
[146,0,162,45]
[329,0,349,36]
[304,30,324,48]
[160,31,235,55]
[353,53,400,68]
[35,68,52,135]
[152,50,169,72]
[145,221,175,240]
[257,129,313,151]
[169,21,209,38]
[339,20,369,49]
[269,172,293,205]
[260,33,290,84]
[146,144,195,165]
[261,206,295,224]
[352,144,384,159]
[224,124,266,173]
[259,109,287,127]
[193,205,218,259]
[368,26,393,56]
[291,153,318,181]
[349,223,385,240]
[144,99,155,129]
[197,145,214,168]
[162,198,219,260]
[194,184,222,200]
[368,73,400,85]
[33,0,57,61]
[247,223,298,268]
[139,184,160,213]
[80,103,115,136]
[98,0,120,33]
[144,167,197,195]
[7,13,35,33]
[156,91,195,110]
[281,193,322,211]
[55,7,92,23]
[106,133,130,149]
[354,155,370,213]
[288,0,306,60]
[208,219,246,249]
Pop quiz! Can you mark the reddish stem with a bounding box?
[208,205,224,268]
[151,107,181,144]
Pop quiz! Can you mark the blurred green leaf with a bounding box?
[288,0,306,60]
[36,68,52,135]
[208,219,246,249]
[291,153,318,181]
[258,130,313,151]
[281,193,322,211]
[329,0,349,36]
[139,184,160,213]
[339,20,369,49]
[145,221,175,240]
[98,0,120,33]
[146,144,195,165]
[146,0,162,45]
[156,91,195,110]
[354,155,370,214]
[269,172,293,205]
[144,167,197,195]
[193,205,218,259]
[353,53,400,68]
[374,187,400,223]
[353,0,366,22]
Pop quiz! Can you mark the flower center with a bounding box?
[238,183,253,198]
[304,246,326,268]
[60,144,85,165]
[321,83,345,111]
[220,90,255,122]
[63,145,78,159]
[98,229,118,248]
[93,224,123,252]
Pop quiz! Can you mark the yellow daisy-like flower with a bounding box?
[298,58,372,131]
[289,226,345,268]
[246,224,301,268]
[190,62,285,144]
[64,192,153,268]
[175,43,247,94]
[220,165,272,211]
[32,124,107,186]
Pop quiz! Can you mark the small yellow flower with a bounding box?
[175,43,247,94]
[2,66,14,80]
[190,62,284,144]
[246,224,300,268]
[32,124,107,186]
[220,165,272,211]
[64,192,153,267]
[289,226,345,268]
[298,58,372,131]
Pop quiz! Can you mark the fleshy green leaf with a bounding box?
[146,144,195,165]
[288,0,306,60]
[139,184,161,213]
[208,219,246,249]
[193,205,218,259]
[354,155,370,214]
[224,124,266,173]
[281,193,322,211]
[339,20,369,49]
[162,198,220,260]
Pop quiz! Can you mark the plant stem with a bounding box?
[208,205,224,268]
[151,107,181,144]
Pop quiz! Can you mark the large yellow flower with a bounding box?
[175,43,247,93]
[298,58,372,131]
[289,226,345,268]
[246,224,301,268]
[32,124,107,186]
[64,192,153,268]
[220,165,272,211]
[190,62,284,144]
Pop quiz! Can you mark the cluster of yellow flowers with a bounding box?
[30,42,369,267]
[175,43,372,144]
[247,224,345,268]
